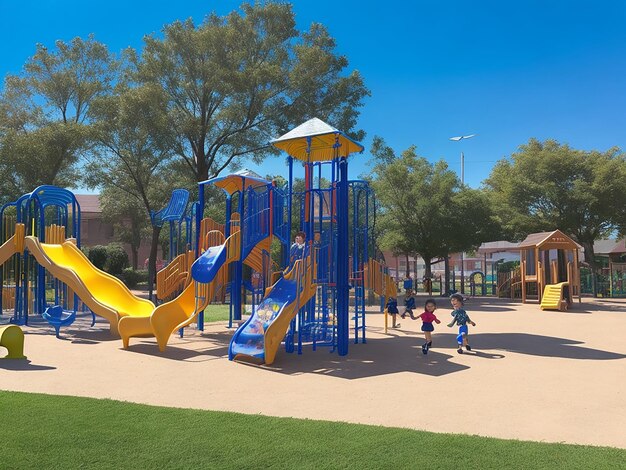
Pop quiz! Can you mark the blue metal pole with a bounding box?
[285,156,293,268]
[196,184,204,260]
[196,183,205,329]
[233,190,243,321]
[336,157,349,356]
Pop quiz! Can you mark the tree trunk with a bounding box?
[131,244,138,270]
[424,258,433,296]
[147,225,162,302]
[404,253,410,278]
[581,240,598,297]
[444,255,451,296]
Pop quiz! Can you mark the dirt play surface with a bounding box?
[2,297,625,449]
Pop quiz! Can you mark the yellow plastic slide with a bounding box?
[24,237,154,336]
[119,275,219,351]
[540,282,569,311]
[0,224,25,265]
[119,231,240,351]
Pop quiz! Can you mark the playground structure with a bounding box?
[0,119,398,365]
[1,186,90,335]
[220,118,386,364]
[516,230,581,310]
[151,189,193,302]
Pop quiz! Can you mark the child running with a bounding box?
[447,293,476,354]
[386,297,400,328]
[401,289,417,319]
[415,298,441,354]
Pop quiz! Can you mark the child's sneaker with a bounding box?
[457,347,463,354]
[466,345,472,351]
[392,324,401,329]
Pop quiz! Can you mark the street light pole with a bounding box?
[449,134,476,295]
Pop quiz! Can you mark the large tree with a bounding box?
[0,36,114,202]
[134,1,369,182]
[371,137,499,287]
[485,138,626,272]
[86,81,190,296]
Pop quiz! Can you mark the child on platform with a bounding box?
[447,293,476,354]
[401,289,417,319]
[415,298,441,354]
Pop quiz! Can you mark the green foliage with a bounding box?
[497,260,520,273]
[86,245,107,270]
[1,391,625,469]
[118,268,147,289]
[485,138,626,266]
[105,243,129,275]
[371,137,500,275]
[0,36,115,201]
[136,2,369,181]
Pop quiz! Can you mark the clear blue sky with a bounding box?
[1,0,625,188]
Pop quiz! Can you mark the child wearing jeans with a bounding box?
[447,293,476,354]
[415,298,441,354]
[401,289,417,320]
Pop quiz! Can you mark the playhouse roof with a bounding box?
[207,169,270,195]
[271,118,364,162]
[517,229,581,251]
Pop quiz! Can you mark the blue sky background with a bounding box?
[1,0,625,189]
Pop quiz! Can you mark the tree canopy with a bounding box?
[0,36,114,202]
[370,137,499,278]
[134,2,369,182]
[485,138,626,268]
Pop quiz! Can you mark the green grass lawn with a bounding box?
[0,391,624,469]
[202,304,231,322]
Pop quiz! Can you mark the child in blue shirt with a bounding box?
[401,289,417,319]
[447,293,476,354]
[386,297,400,328]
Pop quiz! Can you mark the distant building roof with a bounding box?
[594,239,619,255]
[477,240,520,254]
[609,239,626,254]
[75,194,101,213]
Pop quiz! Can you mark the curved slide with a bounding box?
[119,235,239,351]
[24,237,155,336]
[229,257,316,365]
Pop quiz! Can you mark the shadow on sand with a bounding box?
[0,359,56,371]
[251,327,625,379]
[120,331,231,362]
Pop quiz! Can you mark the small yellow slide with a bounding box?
[24,236,155,336]
[541,282,569,311]
[119,231,240,351]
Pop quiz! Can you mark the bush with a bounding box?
[498,260,520,273]
[87,245,108,270]
[105,243,129,275]
[118,268,148,289]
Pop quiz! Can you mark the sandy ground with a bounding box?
[1,297,625,449]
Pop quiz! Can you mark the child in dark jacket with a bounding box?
[401,289,417,319]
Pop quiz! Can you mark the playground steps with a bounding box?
[540,282,569,311]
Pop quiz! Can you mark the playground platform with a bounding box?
[1,297,625,449]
